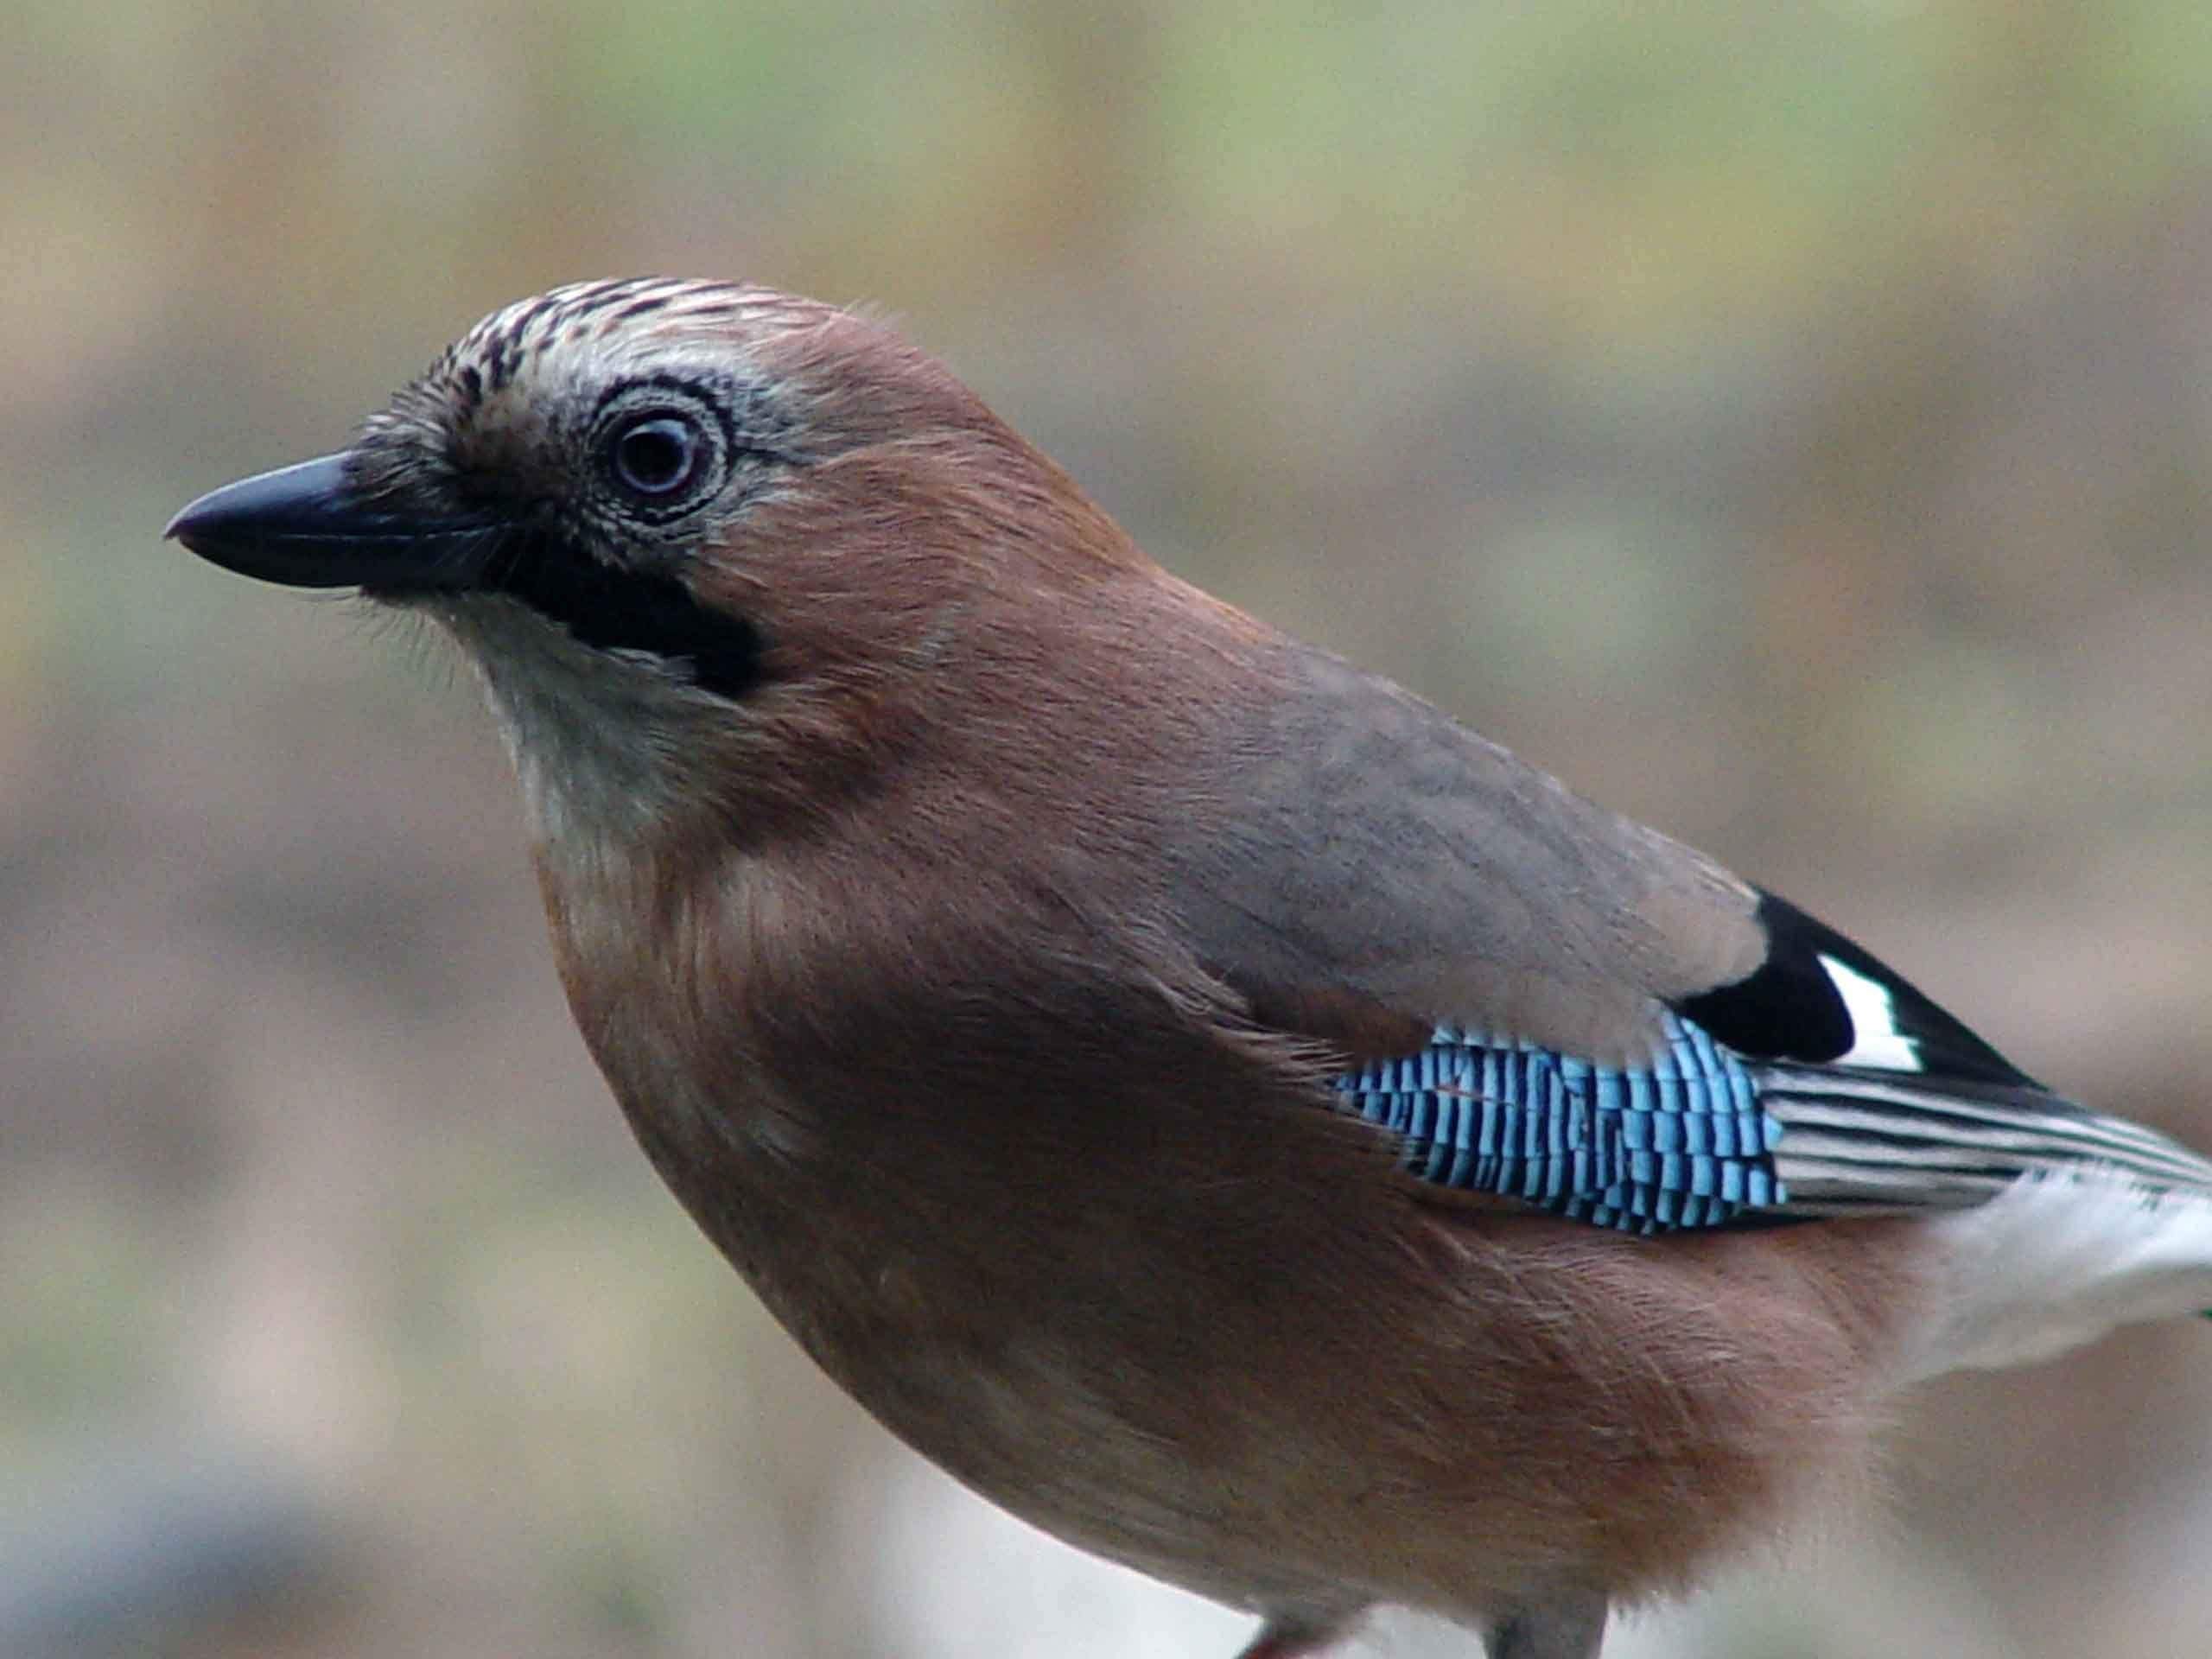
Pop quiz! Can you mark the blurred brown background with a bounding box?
[9,3,2212,1656]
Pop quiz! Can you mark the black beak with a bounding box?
[166,454,501,591]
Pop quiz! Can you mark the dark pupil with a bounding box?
[614,417,696,494]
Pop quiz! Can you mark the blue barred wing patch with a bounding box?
[1334,1013,1786,1232]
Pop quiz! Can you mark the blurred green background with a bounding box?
[9,3,2212,1656]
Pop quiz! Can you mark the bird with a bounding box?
[167,277,2212,1659]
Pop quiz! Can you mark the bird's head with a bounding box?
[168,279,1158,849]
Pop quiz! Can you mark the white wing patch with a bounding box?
[1819,953,1924,1071]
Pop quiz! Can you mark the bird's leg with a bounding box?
[1236,1614,1355,1658]
[1488,1592,1608,1659]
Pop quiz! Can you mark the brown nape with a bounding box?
[660,385,1256,842]
[753,308,1011,453]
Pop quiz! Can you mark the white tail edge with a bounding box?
[1905,1172,2212,1383]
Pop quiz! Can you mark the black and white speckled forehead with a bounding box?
[347,278,824,507]
[449,277,821,400]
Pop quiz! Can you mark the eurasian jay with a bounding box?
[167,278,2212,1659]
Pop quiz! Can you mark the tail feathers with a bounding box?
[1905,1173,2212,1382]
[1759,1065,2212,1214]
[1751,1065,2212,1381]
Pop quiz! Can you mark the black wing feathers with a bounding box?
[1672,889,2037,1089]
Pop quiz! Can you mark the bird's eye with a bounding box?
[609,414,705,499]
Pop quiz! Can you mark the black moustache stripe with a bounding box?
[484,532,766,702]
